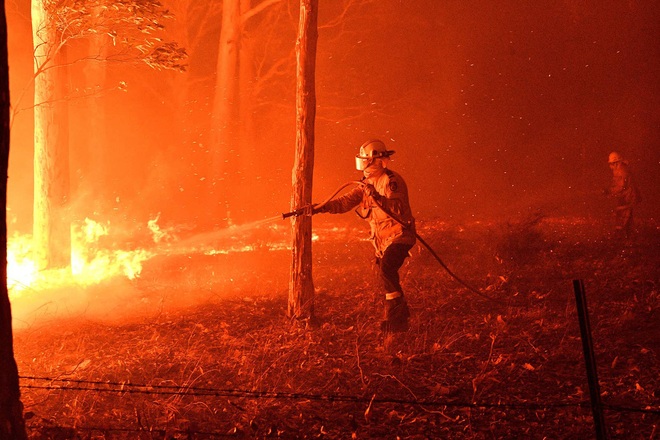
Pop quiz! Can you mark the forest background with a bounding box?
[5,0,659,239]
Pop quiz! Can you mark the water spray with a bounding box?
[154,215,284,257]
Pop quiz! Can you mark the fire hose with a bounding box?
[283,181,505,304]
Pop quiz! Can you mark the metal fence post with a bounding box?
[573,279,607,440]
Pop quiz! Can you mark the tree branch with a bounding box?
[241,0,282,25]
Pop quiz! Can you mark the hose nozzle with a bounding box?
[282,205,310,219]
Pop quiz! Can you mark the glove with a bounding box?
[363,184,380,201]
[312,203,328,214]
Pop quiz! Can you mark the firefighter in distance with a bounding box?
[605,151,641,239]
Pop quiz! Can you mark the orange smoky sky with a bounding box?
[5,0,659,234]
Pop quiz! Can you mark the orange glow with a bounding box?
[7,217,297,301]
[8,218,152,299]
[7,232,38,294]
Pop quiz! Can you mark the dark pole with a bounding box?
[1,0,28,437]
[573,279,607,440]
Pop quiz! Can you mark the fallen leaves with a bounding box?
[13,217,660,439]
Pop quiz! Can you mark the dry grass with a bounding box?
[13,216,659,439]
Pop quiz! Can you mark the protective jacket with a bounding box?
[321,169,416,257]
[608,163,641,207]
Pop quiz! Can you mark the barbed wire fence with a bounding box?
[14,271,658,438]
[19,374,659,438]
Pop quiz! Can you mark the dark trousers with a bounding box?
[614,205,634,237]
[377,243,413,294]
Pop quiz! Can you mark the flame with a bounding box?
[7,214,292,301]
[7,232,38,293]
[8,218,153,299]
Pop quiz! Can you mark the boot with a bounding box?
[380,295,410,333]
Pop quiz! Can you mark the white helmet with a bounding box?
[355,139,395,170]
[608,151,623,164]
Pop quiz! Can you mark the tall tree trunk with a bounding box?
[0,2,27,437]
[211,0,241,222]
[239,0,255,151]
[32,1,71,269]
[288,0,317,322]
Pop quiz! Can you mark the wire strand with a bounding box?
[22,375,658,415]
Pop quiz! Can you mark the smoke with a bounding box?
[9,216,291,330]
[4,0,658,276]
[11,279,149,330]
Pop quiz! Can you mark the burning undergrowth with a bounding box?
[11,215,660,439]
[8,215,293,327]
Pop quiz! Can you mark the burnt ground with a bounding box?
[12,215,660,439]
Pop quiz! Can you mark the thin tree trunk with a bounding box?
[288,0,317,322]
[211,0,241,221]
[238,0,255,152]
[32,1,71,269]
[0,1,27,437]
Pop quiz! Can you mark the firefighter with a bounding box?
[605,151,640,239]
[314,140,416,332]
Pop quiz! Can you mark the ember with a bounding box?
[1,0,657,438]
